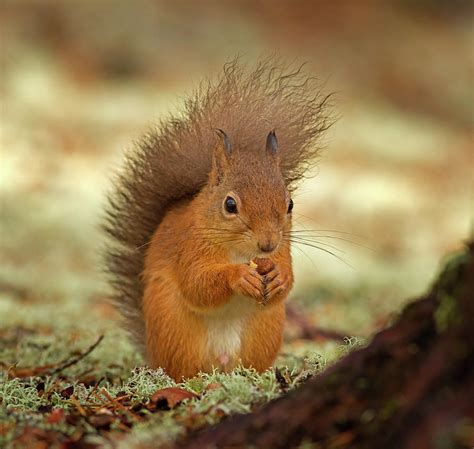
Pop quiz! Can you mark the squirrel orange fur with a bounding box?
[103,59,331,381]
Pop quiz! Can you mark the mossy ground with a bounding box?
[0,288,363,448]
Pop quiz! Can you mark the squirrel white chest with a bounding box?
[203,295,256,365]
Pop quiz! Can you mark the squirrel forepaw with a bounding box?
[229,265,264,301]
[263,268,290,304]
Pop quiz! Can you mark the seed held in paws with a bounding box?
[249,258,276,305]
[252,257,275,275]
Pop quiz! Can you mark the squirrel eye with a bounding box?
[287,199,294,214]
[224,196,238,214]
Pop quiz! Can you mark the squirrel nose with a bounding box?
[258,240,278,253]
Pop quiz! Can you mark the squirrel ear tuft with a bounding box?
[211,128,232,185]
[215,128,232,156]
[266,130,278,157]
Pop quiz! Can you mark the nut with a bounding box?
[252,257,275,276]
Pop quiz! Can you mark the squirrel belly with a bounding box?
[143,198,290,381]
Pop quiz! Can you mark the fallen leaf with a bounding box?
[37,404,53,414]
[46,408,65,424]
[78,375,100,387]
[60,385,74,399]
[35,382,45,396]
[150,387,197,409]
[89,413,116,430]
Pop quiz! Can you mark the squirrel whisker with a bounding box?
[135,241,153,251]
[285,236,345,254]
[285,238,354,269]
[136,230,248,250]
[284,224,365,237]
[284,232,372,251]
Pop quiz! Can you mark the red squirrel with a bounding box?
[103,60,331,380]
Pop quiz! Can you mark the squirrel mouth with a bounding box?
[228,239,279,262]
[256,250,275,258]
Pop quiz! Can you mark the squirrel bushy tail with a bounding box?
[103,58,333,350]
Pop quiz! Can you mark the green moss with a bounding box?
[432,244,471,333]
[118,367,175,402]
[0,375,44,411]
[434,294,462,333]
[337,336,364,356]
[379,398,399,420]
[435,249,471,293]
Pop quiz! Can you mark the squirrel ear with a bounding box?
[211,129,232,185]
[266,130,278,158]
[215,128,232,156]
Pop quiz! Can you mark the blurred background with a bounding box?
[1,1,473,344]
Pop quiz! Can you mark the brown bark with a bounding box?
[175,242,474,449]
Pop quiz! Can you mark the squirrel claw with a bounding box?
[263,272,289,303]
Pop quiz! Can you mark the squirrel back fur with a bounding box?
[103,58,332,351]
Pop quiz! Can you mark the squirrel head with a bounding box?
[202,129,293,259]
